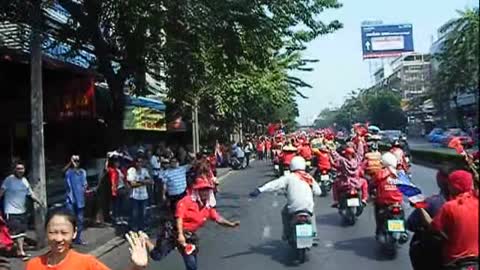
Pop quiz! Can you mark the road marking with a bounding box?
[324,240,334,248]
[262,226,271,238]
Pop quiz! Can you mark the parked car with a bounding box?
[426,128,445,143]
[441,128,474,149]
[380,130,405,145]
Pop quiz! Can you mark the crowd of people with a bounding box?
[250,124,478,270]
[0,125,477,270]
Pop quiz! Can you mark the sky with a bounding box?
[292,0,479,125]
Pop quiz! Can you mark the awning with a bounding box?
[125,96,166,111]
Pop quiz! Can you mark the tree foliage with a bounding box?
[314,88,407,130]
[1,0,343,138]
[429,7,479,127]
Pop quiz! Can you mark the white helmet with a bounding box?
[289,156,306,171]
[381,152,398,169]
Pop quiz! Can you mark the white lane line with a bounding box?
[262,226,271,238]
[324,240,334,248]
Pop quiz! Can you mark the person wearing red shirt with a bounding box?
[297,141,313,162]
[313,145,332,173]
[279,144,297,172]
[330,141,369,207]
[372,152,404,236]
[265,139,272,160]
[390,140,409,172]
[256,140,265,161]
[144,178,239,270]
[419,170,479,269]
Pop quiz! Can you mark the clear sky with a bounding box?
[292,0,479,125]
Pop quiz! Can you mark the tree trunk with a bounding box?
[30,0,47,248]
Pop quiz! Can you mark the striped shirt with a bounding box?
[159,165,189,196]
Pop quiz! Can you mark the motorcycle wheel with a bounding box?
[297,248,306,264]
[383,234,398,259]
[320,184,328,197]
[345,207,356,226]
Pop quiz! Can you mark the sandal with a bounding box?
[20,253,31,261]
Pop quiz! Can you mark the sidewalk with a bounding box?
[9,167,232,269]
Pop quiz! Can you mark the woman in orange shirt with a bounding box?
[25,209,148,270]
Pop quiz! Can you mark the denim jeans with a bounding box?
[130,199,148,231]
[66,202,84,243]
[150,233,198,270]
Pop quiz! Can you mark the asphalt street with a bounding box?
[101,160,438,270]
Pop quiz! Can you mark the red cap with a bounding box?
[344,147,355,156]
[192,178,214,190]
[448,170,473,193]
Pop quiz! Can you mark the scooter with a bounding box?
[338,188,363,226]
[376,203,409,258]
[315,169,334,196]
[230,156,245,170]
[288,210,314,264]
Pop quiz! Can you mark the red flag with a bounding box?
[448,137,464,154]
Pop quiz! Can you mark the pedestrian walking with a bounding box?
[127,157,154,231]
[0,161,43,260]
[244,140,253,167]
[159,158,189,216]
[64,155,88,245]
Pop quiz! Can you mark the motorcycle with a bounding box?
[338,188,363,226]
[376,203,409,258]
[305,160,313,173]
[315,169,334,196]
[230,156,245,170]
[288,210,314,264]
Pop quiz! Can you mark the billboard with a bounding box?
[361,24,414,59]
[123,96,167,131]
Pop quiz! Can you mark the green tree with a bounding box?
[430,7,479,127]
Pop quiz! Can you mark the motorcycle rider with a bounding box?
[371,152,408,242]
[418,170,479,270]
[407,166,450,270]
[390,140,409,173]
[249,156,322,242]
[330,139,369,208]
[312,144,333,177]
[297,139,313,169]
[363,143,382,178]
[278,143,298,174]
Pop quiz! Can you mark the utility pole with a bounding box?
[30,0,47,248]
[194,97,200,152]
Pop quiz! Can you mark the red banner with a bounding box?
[47,77,96,121]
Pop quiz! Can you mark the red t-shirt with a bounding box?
[431,192,479,264]
[297,145,312,160]
[373,169,403,205]
[265,141,272,151]
[256,142,265,152]
[315,151,331,171]
[280,152,296,166]
[176,196,221,232]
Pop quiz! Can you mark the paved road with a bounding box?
[101,161,438,270]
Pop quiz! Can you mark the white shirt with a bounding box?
[1,175,33,214]
[150,155,161,177]
[127,167,151,200]
[258,173,321,214]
